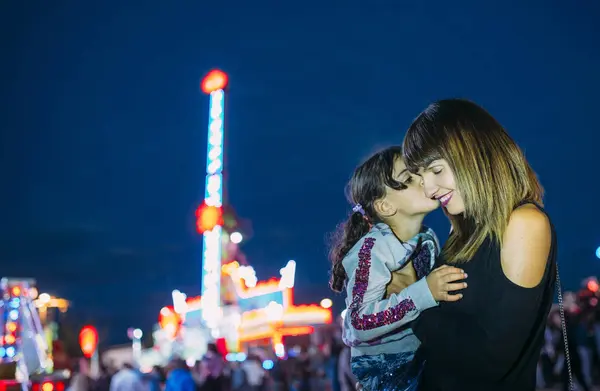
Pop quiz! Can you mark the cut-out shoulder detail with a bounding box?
[500,204,552,288]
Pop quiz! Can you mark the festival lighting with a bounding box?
[230,232,243,244]
[320,298,333,309]
[596,246,600,259]
[164,258,332,351]
[279,261,296,289]
[587,279,599,293]
[196,203,223,234]
[172,290,188,315]
[132,328,143,339]
[199,70,228,329]
[78,326,98,358]
[158,307,182,339]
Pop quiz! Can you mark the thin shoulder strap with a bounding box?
[556,264,573,391]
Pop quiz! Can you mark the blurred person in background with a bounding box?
[90,363,112,391]
[239,354,267,391]
[338,345,357,391]
[143,366,165,391]
[200,343,225,391]
[296,347,312,391]
[326,329,344,391]
[68,359,90,391]
[558,300,591,391]
[110,363,145,391]
[165,358,195,391]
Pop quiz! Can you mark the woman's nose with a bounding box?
[422,179,437,199]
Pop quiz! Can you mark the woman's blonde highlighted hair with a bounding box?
[403,99,543,263]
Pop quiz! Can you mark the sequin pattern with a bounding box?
[413,242,434,280]
[350,237,417,331]
[351,352,424,391]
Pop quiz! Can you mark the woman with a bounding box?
[397,99,557,390]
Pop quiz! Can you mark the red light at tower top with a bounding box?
[201,70,228,94]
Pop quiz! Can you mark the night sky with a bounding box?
[1,1,599,345]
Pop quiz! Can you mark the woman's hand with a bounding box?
[385,261,418,298]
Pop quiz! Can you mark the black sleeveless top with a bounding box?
[413,203,557,391]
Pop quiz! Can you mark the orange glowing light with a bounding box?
[201,70,228,94]
[78,325,98,358]
[158,307,181,338]
[5,335,16,344]
[239,326,315,342]
[11,286,21,297]
[41,382,54,391]
[279,326,314,336]
[6,322,17,332]
[588,280,599,293]
[195,203,223,234]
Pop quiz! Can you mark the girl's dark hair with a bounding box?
[328,146,408,293]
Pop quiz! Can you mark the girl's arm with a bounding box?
[344,234,438,345]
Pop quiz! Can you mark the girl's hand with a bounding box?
[385,261,418,298]
[425,265,467,302]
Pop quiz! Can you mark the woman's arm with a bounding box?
[413,205,552,377]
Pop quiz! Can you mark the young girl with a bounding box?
[329,146,468,391]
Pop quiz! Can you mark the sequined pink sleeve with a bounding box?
[345,236,438,344]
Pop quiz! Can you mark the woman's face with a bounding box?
[383,158,440,217]
[417,159,465,215]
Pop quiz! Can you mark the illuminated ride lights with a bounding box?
[154,69,332,357]
[198,70,229,330]
[0,284,23,361]
[158,260,333,353]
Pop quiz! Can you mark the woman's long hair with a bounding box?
[402,99,543,263]
[328,146,408,293]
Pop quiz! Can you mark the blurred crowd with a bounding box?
[64,283,600,391]
[536,288,600,391]
[66,334,356,391]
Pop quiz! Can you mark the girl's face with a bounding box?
[382,158,440,217]
[416,159,465,215]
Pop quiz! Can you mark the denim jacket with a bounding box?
[341,223,440,357]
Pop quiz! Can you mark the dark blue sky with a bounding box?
[1,1,599,345]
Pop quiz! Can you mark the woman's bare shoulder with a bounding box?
[500,204,552,288]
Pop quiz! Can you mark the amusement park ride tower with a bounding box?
[196,70,229,332]
[149,70,331,363]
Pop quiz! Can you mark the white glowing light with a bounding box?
[279,260,296,289]
[237,266,258,288]
[275,343,285,358]
[230,232,242,244]
[265,301,284,321]
[38,293,51,304]
[172,290,188,314]
[320,298,333,309]
[200,88,226,324]
[132,328,143,339]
